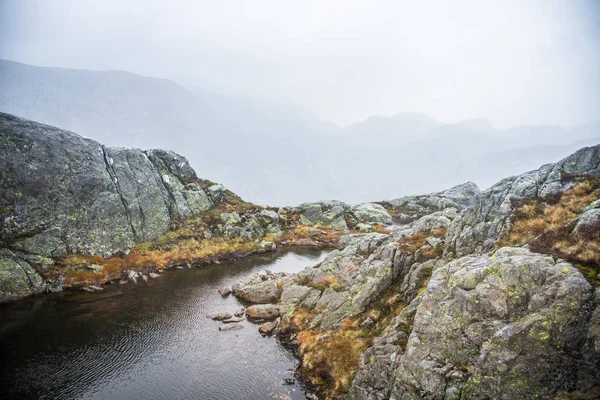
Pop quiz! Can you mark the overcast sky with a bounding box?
[1,0,599,128]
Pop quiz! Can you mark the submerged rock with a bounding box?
[258,321,278,336]
[207,312,232,321]
[218,286,232,296]
[219,323,244,331]
[234,308,245,317]
[223,317,246,323]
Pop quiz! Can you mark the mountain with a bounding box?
[1,59,598,206]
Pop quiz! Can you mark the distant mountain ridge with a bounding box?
[1,58,598,205]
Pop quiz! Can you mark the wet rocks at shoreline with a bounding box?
[207,312,232,321]
[219,323,244,331]
[246,304,280,321]
[218,286,232,296]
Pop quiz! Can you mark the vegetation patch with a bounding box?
[285,287,405,399]
[499,178,600,283]
[396,227,446,261]
[51,197,273,287]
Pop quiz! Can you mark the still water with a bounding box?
[0,249,329,400]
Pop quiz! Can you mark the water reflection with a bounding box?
[0,249,329,400]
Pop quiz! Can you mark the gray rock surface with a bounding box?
[352,203,393,226]
[352,248,594,400]
[387,182,480,219]
[246,304,280,320]
[0,112,221,299]
[0,112,218,257]
[232,279,281,304]
[294,201,353,230]
[446,145,600,256]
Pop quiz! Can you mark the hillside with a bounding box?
[2,59,599,205]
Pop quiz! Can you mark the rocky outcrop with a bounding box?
[351,248,594,400]
[275,145,600,399]
[352,203,393,226]
[0,112,221,299]
[446,145,600,256]
[385,182,480,222]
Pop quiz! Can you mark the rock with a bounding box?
[360,317,374,329]
[207,184,225,204]
[352,247,594,400]
[388,182,480,218]
[246,304,280,320]
[280,285,313,308]
[296,201,350,230]
[218,286,232,296]
[149,272,160,279]
[232,280,281,304]
[258,321,278,335]
[219,323,244,331]
[141,274,148,282]
[446,145,600,256]
[0,251,45,299]
[234,309,245,317]
[85,264,103,273]
[0,112,216,261]
[207,312,232,321]
[119,280,128,285]
[303,230,322,241]
[256,209,282,235]
[223,317,246,323]
[259,241,276,251]
[88,285,104,292]
[352,203,393,226]
[573,206,600,234]
[355,223,373,232]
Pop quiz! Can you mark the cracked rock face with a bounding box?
[446,145,600,256]
[0,112,220,299]
[352,248,594,400]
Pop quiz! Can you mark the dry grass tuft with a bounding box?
[500,178,600,282]
[289,287,405,399]
[501,179,600,247]
[395,227,446,261]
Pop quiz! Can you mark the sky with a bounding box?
[1,0,599,128]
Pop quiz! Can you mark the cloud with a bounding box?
[1,0,599,127]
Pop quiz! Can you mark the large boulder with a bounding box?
[295,201,352,230]
[0,113,218,259]
[387,182,480,219]
[232,279,281,304]
[0,249,45,301]
[352,203,393,226]
[246,304,280,320]
[352,247,594,400]
[0,112,224,299]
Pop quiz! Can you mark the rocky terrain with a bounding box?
[1,112,599,399]
[226,145,600,399]
[0,112,393,300]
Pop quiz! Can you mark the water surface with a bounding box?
[0,249,329,400]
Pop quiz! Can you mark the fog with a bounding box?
[2,0,599,127]
[0,1,599,205]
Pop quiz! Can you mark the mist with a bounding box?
[1,0,599,205]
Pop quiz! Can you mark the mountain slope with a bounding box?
[1,59,599,206]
